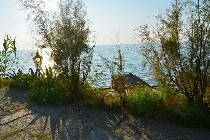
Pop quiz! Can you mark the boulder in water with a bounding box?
[111,73,150,91]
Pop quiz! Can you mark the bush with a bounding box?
[78,86,121,111]
[166,101,210,128]
[125,87,163,116]
[28,77,68,105]
[125,86,210,128]
[10,74,35,90]
[103,92,121,111]
[57,82,99,104]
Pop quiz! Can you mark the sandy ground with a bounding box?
[0,87,210,140]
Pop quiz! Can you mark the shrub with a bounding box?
[78,86,121,111]
[103,93,121,112]
[28,77,68,105]
[125,87,163,116]
[166,101,210,128]
[57,81,98,104]
[10,74,35,90]
[163,94,188,109]
[156,88,210,128]
[78,86,106,105]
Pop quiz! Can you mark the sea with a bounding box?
[9,44,156,87]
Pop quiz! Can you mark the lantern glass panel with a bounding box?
[36,58,41,63]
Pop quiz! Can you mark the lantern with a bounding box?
[33,51,43,70]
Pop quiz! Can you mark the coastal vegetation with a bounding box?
[0,0,209,130]
[0,35,17,87]
[102,48,127,107]
[19,0,94,96]
[136,0,210,108]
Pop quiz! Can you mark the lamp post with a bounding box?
[33,51,43,73]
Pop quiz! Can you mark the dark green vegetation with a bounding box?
[0,0,209,130]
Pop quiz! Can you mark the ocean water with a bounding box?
[10,44,156,87]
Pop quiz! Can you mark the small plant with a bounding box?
[7,69,23,80]
[102,48,126,107]
[166,101,210,128]
[0,35,17,86]
[28,67,68,105]
[125,87,163,116]
[44,67,55,80]
[29,68,43,78]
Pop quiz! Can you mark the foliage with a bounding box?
[19,0,94,95]
[26,67,68,105]
[125,87,163,116]
[166,101,210,128]
[124,86,210,128]
[10,74,35,90]
[87,66,106,88]
[29,68,43,78]
[102,48,126,106]
[29,77,68,105]
[103,93,121,111]
[0,35,17,85]
[43,66,54,80]
[9,67,54,90]
[102,48,124,77]
[79,86,121,111]
[7,69,23,80]
[136,0,210,106]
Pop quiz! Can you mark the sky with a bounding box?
[0,0,173,50]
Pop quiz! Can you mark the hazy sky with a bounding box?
[0,0,173,49]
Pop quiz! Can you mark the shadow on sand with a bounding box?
[1,87,210,140]
[1,88,123,139]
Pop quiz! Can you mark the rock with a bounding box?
[111,73,150,91]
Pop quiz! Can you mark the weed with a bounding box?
[125,87,163,116]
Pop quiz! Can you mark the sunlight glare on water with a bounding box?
[39,48,54,70]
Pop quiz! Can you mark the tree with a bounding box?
[137,0,210,106]
[19,0,94,95]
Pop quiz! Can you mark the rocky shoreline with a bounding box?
[0,87,210,140]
